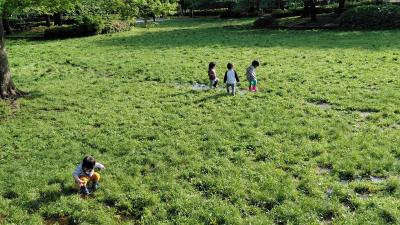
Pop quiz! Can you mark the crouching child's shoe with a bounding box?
[80,186,90,196]
[91,182,100,192]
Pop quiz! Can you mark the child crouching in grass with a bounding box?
[73,156,105,197]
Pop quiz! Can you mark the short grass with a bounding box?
[1,17,400,224]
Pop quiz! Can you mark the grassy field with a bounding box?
[1,17,400,224]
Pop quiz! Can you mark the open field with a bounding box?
[1,18,400,224]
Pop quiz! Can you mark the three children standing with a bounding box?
[208,60,260,95]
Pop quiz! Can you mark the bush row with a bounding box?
[340,4,400,28]
[44,16,133,39]
[253,4,400,29]
[220,7,336,19]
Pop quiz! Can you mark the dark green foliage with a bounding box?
[77,15,105,35]
[253,15,276,28]
[44,15,105,39]
[340,4,400,28]
[220,9,245,18]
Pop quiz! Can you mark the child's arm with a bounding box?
[223,71,227,83]
[72,165,83,185]
[95,162,105,170]
[235,71,239,82]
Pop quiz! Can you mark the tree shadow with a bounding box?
[93,23,400,50]
[20,90,44,100]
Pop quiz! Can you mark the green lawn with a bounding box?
[1,17,400,224]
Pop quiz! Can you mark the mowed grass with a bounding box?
[1,17,400,224]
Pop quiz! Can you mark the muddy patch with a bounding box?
[45,216,74,225]
[0,214,5,224]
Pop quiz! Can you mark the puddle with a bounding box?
[358,193,369,200]
[190,83,251,96]
[326,187,334,197]
[340,176,385,185]
[317,166,332,175]
[192,83,211,91]
[316,103,332,110]
[359,112,373,117]
[370,176,385,183]
[310,100,332,110]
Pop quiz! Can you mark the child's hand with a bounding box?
[76,178,84,186]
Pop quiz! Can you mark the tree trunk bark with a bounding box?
[303,0,310,17]
[3,19,12,35]
[338,0,345,9]
[54,13,62,26]
[190,8,194,17]
[309,0,316,21]
[2,12,12,35]
[0,17,18,98]
[45,15,51,27]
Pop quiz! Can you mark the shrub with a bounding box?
[340,4,400,28]
[220,9,244,18]
[44,15,105,39]
[44,25,85,39]
[77,15,105,35]
[253,15,277,28]
[102,20,133,34]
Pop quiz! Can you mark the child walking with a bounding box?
[208,62,219,88]
[223,63,239,96]
[73,156,105,197]
[246,60,260,92]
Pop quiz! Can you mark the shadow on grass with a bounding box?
[93,23,400,50]
[22,90,44,100]
[25,178,76,213]
[194,92,228,103]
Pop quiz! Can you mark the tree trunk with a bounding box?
[190,8,194,17]
[303,0,310,17]
[309,0,316,21]
[45,15,51,27]
[338,0,345,9]
[2,12,12,35]
[0,18,18,98]
[54,13,62,26]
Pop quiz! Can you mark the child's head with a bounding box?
[252,60,260,68]
[82,156,96,171]
[227,63,234,70]
[209,62,216,70]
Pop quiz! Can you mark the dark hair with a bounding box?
[252,60,260,67]
[82,156,96,169]
[208,62,216,71]
[227,63,233,70]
